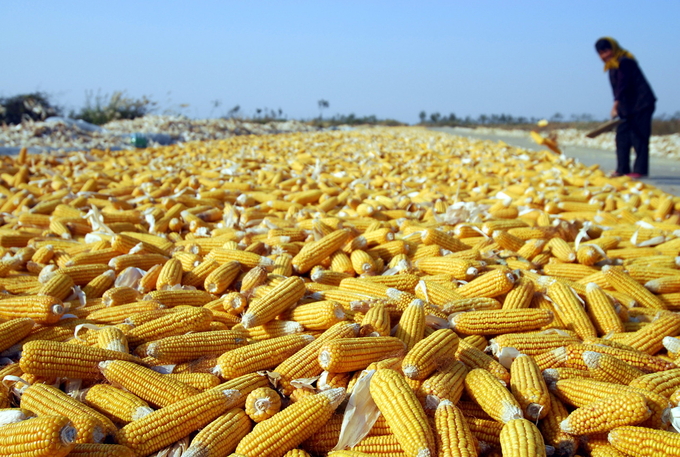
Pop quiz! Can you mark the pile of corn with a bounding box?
[1,128,680,457]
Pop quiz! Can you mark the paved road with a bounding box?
[431,127,680,196]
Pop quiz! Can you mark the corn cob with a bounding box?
[603,265,667,309]
[394,299,426,351]
[538,393,578,457]
[275,322,360,395]
[20,383,116,439]
[318,336,406,373]
[245,387,281,423]
[0,414,77,457]
[546,280,597,339]
[215,333,314,379]
[236,388,346,457]
[125,306,212,346]
[117,388,240,457]
[369,369,436,457]
[584,282,625,334]
[0,317,34,353]
[456,338,510,384]
[145,330,246,363]
[621,313,680,354]
[360,302,391,336]
[628,368,680,397]
[233,320,303,341]
[86,300,164,324]
[99,359,198,407]
[608,426,680,456]
[144,289,214,308]
[440,297,501,314]
[415,257,478,281]
[455,268,516,298]
[279,300,346,330]
[83,384,153,424]
[560,392,651,434]
[509,354,551,420]
[501,277,534,309]
[402,328,459,380]
[500,418,546,457]
[292,229,351,273]
[241,276,305,328]
[582,350,645,384]
[66,443,136,457]
[434,399,477,457]
[19,340,142,379]
[417,360,468,413]
[0,295,65,324]
[183,408,252,457]
[450,308,553,335]
[464,368,523,423]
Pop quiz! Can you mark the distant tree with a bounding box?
[478,114,488,124]
[430,112,441,123]
[227,105,241,118]
[210,99,221,117]
[419,111,427,123]
[550,112,564,122]
[318,99,329,119]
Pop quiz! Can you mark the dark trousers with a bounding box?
[615,106,654,175]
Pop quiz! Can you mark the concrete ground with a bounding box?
[430,127,680,197]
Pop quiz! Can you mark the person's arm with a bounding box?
[612,59,636,117]
[611,101,619,119]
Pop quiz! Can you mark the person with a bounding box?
[595,37,656,178]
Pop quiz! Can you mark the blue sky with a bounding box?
[2,1,678,123]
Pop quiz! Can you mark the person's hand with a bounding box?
[610,101,619,119]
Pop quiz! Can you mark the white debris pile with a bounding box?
[0,115,318,151]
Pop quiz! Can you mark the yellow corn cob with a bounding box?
[311,268,351,286]
[456,338,510,384]
[538,393,578,457]
[280,300,346,330]
[499,418,546,457]
[81,270,117,299]
[329,250,354,275]
[552,378,670,429]
[501,277,535,309]
[434,399,477,457]
[546,280,597,339]
[492,229,525,253]
[340,277,391,297]
[101,286,141,307]
[455,268,516,298]
[65,443,136,457]
[560,392,651,434]
[215,333,314,379]
[0,414,77,457]
[203,260,241,294]
[621,313,680,354]
[603,265,667,309]
[275,322,360,395]
[417,360,468,413]
[19,340,142,380]
[318,336,406,373]
[83,384,153,424]
[37,273,75,301]
[86,300,164,324]
[239,265,269,294]
[450,308,553,335]
[546,237,576,262]
[402,329,459,380]
[117,388,240,457]
[369,369,436,457]
[414,280,463,307]
[143,289,214,308]
[20,383,116,439]
[421,228,470,252]
[608,426,680,456]
[350,249,378,275]
[559,343,675,373]
[0,295,65,324]
[0,318,34,353]
[183,408,252,457]
[464,368,523,423]
[394,299,426,351]
[241,276,305,328]
[367,240,409,262]
[136,263,162,293]
[245,387,281,422]
[154,257,183,290]
[440,296,501,314]
[510,354,551,421]
[234,320,303,341]
[363,273,420,293]
[271,254,294,277]
[180,258,219,288]
[99,359,199,407]
[360,302,391,336]
[646,275,680,294]
[628,368,680,397]
[95,326,128,352]
[582,351,645,384]
[236,388,345,457]
[415,257,478,281]
[65,248,120,267]
[584,282,625,334]
[145,330,246,363]
[125,306,213,346]
[165,372,221,390]
[292,229,351,273]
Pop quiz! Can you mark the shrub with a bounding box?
[0,92,62,125]
[72,90,157,125]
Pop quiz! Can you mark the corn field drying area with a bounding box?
[2,127,680,457]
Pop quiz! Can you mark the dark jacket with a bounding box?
[609,57,656,118]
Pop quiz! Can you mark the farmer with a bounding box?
[595,37,656,178]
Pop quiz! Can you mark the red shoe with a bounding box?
[608,171,624,177]
[626,173,645,179]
